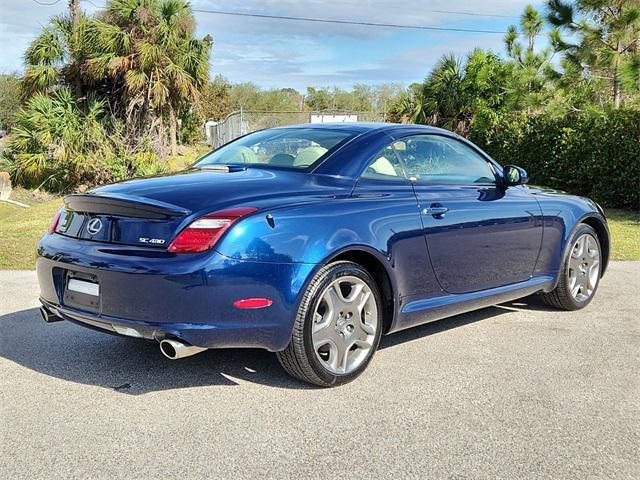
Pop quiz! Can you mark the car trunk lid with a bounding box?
[54,167,354,248]
[56,193,190,248]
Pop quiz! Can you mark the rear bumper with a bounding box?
[37,233,315,351]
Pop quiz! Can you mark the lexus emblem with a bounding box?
[87,218,103,235]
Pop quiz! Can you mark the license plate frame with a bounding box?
[63,272,101,311]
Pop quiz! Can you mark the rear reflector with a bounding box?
[233,298,273,309]
[168,207,257,253]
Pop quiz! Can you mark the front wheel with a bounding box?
[277,261,383,387]
[541,224,602,311]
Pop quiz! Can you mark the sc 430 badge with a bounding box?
[139,237,165,245]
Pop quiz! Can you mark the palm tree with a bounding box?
[85,0,211,154]
[404,51,510,134]
[21,0,211,155]
[22,14,87,98]
[406,54,466,131]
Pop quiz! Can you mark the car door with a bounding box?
[391,133,543,294]
[351,142,441,298]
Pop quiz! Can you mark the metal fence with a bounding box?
[205,110,385,148]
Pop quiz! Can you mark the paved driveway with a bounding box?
[1,263,638,479]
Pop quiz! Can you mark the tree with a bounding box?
[226,83,300,112]
[253,89,299,111]
[280,87,304,111]
[304,86,380,111]
[23,0,212,155]
[84,0,212,155]
[4,87,166,191]
[228,82,260,110]
[419,54,466,130]
[199,74,231,121]
[371,83,404,117]
[305,87,333,110]
[547,0,640,108]
[621,54,640,101]
[463,50,514,129]
[0,74,21,131]
[394,51,512,134]
[504,5,554,111]
[22,13,87,98]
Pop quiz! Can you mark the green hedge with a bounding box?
[469,110,640,210]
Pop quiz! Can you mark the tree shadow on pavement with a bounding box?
[0,296,544,394]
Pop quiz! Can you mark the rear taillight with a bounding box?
[48,209,62,234]
[167,207,258,253]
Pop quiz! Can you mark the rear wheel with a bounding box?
[277,261,383,387]
[541,224,602,310]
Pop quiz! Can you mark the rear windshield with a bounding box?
[194,128,356,170]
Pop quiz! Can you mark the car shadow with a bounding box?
[0,295,545,394]
[378,304,510,350]
[500,295,558,312]
[378,293,556,350]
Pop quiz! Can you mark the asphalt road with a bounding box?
[1,263,639,479]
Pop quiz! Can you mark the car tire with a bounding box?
[276,261,383,387]
[541,224,602,311]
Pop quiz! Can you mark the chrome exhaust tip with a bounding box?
[159,339,207,360]
[40,306,62,323]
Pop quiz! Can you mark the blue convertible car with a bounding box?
[37,123,609,386]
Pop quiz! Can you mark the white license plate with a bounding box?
[68,278,100,297]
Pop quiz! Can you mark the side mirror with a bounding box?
[504,165,529,186]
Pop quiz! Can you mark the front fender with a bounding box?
[531,188,610,284]
[546,212,610,291]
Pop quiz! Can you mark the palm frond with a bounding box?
[21,65,60,96]
[25,28,66,67]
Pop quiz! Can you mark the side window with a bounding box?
[398,135,496,185]
[361,143,406,181]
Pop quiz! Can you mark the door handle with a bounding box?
[423,204,449,216]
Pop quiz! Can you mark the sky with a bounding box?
[0,0,546,91]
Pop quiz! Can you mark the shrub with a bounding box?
[469,110,640,210]
[1,88,166,192]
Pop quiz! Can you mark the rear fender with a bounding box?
[214,200,397,264]
[213,194,436,301]
[276,244,400,341]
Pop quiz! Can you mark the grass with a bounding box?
[605,208,640,261]
[166,143,210,171]
[0,189,62,269]
[0,189,638,269]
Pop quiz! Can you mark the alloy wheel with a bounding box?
[568,233,600,302]
[311,276,378,375]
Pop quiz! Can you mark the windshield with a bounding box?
[194,128,357,170]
